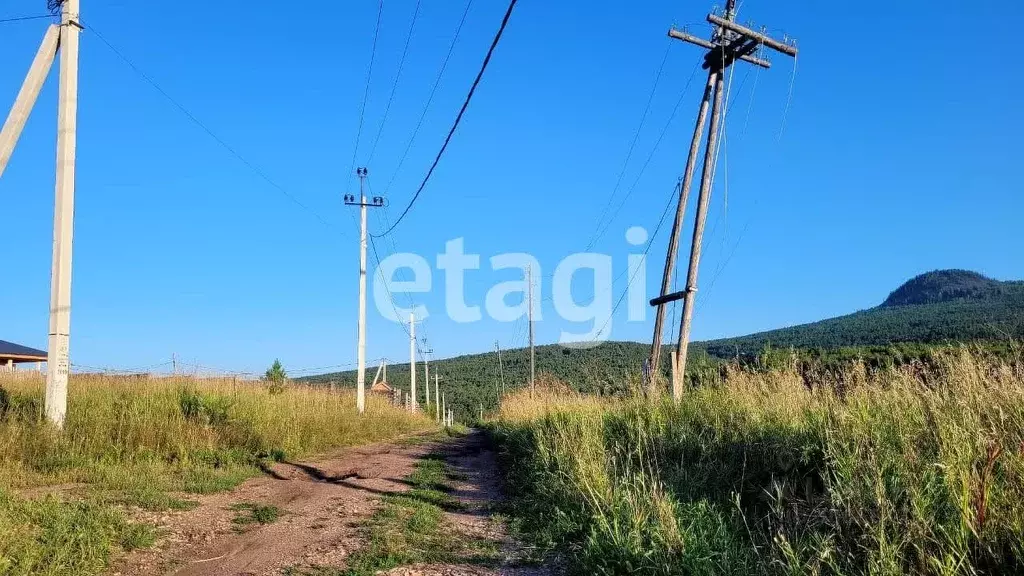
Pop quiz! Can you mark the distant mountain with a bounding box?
[703,270,1024,357]
[881,269,1007,307]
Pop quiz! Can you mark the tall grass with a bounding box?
[0,373,434,575]
[491,349,1024,575]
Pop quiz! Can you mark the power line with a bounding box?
[346,0,386,195]
[382,0,474,200]
[368,232,414,339]
[593,179,680,342]
[373,0,519,238]
[586,60,701,249]
[365,177,427,344]
[366,0,423,166]
[0,14,53,24]
[86,23,340,232]
[585,42,672,251]
[537,58,701,303]
[702,56,800,305]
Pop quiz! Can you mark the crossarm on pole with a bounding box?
[668,28,771,69]
[706,14,798,57]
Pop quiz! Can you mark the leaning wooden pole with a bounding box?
[674,69,725,402]
[0,25,60,180]
[46,0,81,428]
[648,70,716,393]
[656,0,798,404]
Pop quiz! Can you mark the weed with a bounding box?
[491,349,1024,575]
[230,502,282,529]
[342,458,499,575]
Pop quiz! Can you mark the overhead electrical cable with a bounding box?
[592,179,680,342]
[365,0,423,166]
[585,43,672,251]
[381,0,474,199]
[346,0,386,196]
[585,61,701,249]
[0,14,53,24]
[373,0,519,238]
[702,56,800,306]
[86,24,339,231]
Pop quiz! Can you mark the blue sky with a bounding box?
[1,0,1021,375]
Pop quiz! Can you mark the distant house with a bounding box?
[0,340,46,371]
[370,380,395,396]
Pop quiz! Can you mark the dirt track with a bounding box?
[110,431,546,576]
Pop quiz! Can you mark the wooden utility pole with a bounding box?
[45,0,82,428]
[528,265,535,395]
[345,169,384,414]
[648,0,797,402]
[494,340,506,397]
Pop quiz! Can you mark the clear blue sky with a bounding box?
[1,1,1021,375]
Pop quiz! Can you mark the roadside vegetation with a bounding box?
[489,348,1024,575]
[290,452,500,576]
[0,373,434,575]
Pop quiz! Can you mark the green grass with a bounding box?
[0,373,436,575]
[490,349,1024,575]
[230,502,282,530]
[291,457,499,576]
[0,487,157,576]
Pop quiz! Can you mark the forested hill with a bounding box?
[299,270,1023,421]
[703,270,1024,357]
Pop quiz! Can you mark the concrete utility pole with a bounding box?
[422,338,433,409]
[409,312,417,411]
[434,373,440,423]
[344,168,384,414]
[528,265,536,395]
[0,2,87,428]
[649,0,797,401]
[45,0,83,428]
[371,358,384,388]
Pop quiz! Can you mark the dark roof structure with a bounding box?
[0,340,47,362]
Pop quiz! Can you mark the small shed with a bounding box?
[370,380,395,396]
[0,340,46,371]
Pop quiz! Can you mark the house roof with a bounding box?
[370,381,394,393]
[0,340,47,362]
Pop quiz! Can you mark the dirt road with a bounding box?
[110,431,546,576]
